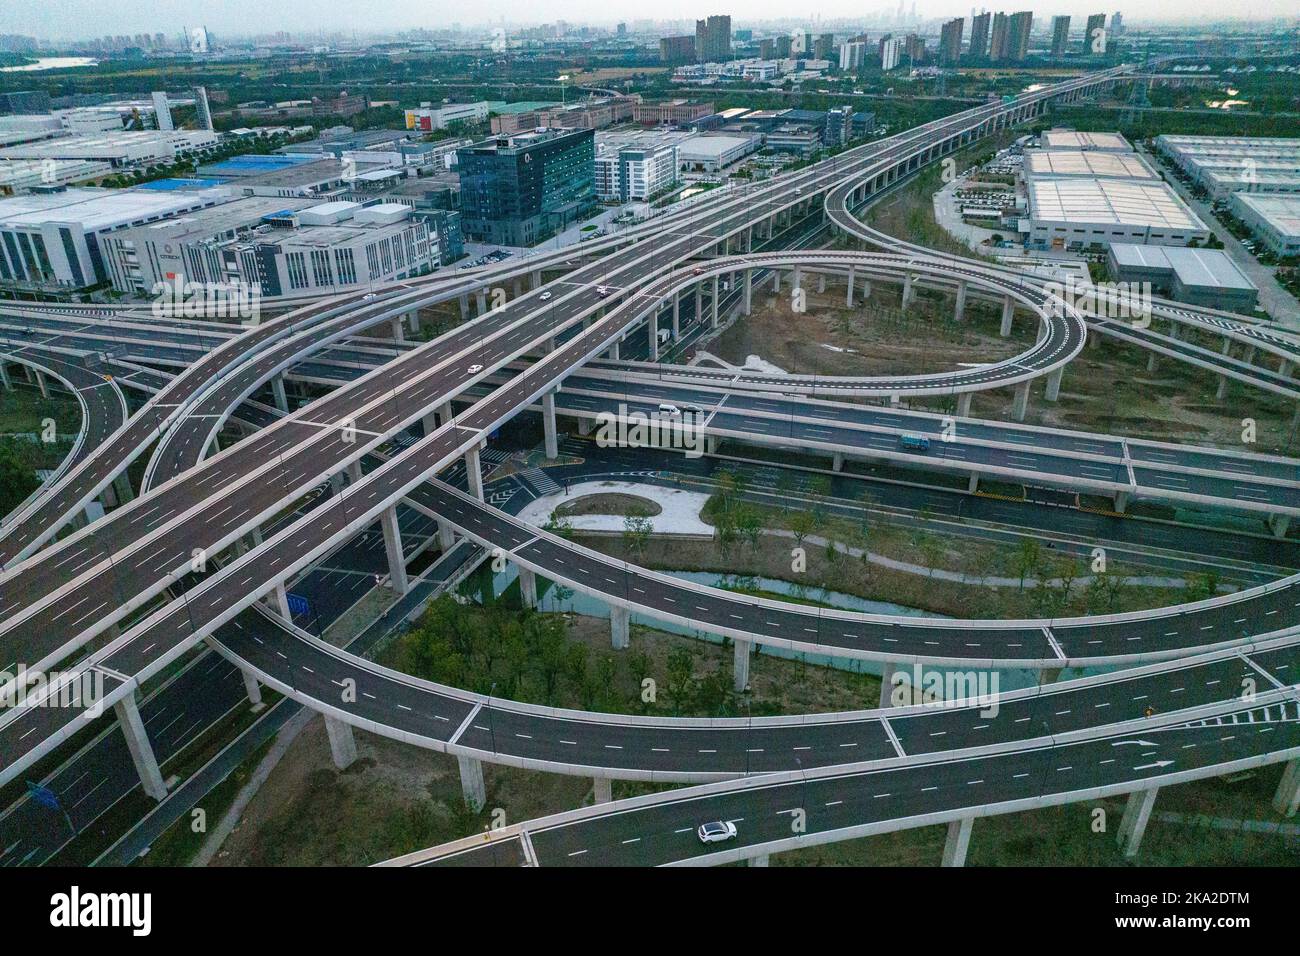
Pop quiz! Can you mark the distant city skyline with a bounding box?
[1,1,1296,44]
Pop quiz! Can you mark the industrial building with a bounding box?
[1229,193,1300,259]
[1024,150,1157,181]
[456,128,596,246]
[0,184,233,291]
[0,158,114,195]
[1040,129,1133,152]
[1025,178,1209,250]
[197,154,364,199]
[101,198,438,297]
[1106,243,1258,312]
[594,130,684,202]
[1154,135,1300,200]
[404,102,493,132]
[0,130,219,167]
[633,100,714,127]
[678,133,761,172]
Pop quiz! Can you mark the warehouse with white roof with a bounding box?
[1106,242,1258,312]
[1230,193,1300,259]
[1025,178,1209,250]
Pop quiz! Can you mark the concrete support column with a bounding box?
[902,273,914,308]
[846,266,855,308]
[1272,759,1300,817]
[379,505,408,595]
[879,662,897,708]
[1114,491,1130,513]
[1117,787,1160,857]
[817,272,826,294]
[578,417,593,436]
[542,390,558,460]
[531,269,543,290]
[324,715,357,770]
[711,275,720,327]
[608,338,620,362]
[744,269,753,316]
[437,518,456,552]
[1280,359,1293,379]
[35,369,49,399]
[953,281,967,322]
[593,776,612,804]
[459,294,470,319]
[673,291,681,337]
[610,605,630,649]
[115,692,168,801]
[439,401,454,427]
[113,471,135,505]
[422,409,438,436]
[347,460,363,484]
[271,373,289,412]
[733,638,752,692]
[749,854,770,867]
[270,581,292,620]
[1215,375,1229,400]
[792,266,802,294]
[0,362,11,391]
[241,667,264,710]
[457,755,486,811]
[942,817,974,867]
[1012,380,1031,421]
[465,445,484,501]
[967,472,980,493]
[772,270,780,293]
[1269,514,1291,539]
[695,284,703,324]
[832,451,844,472]
[389,316,405,342]
[1146,353,1158,374]
[1045,368,1063,402]
[518,566,538,609]
[648,311,659,362]
[956,392,972,418]
[475,288,487,315]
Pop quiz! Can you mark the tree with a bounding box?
[735,505,763,551]
[622,515,653,561]
[788,508,815,548]
[1015,538,1042,590]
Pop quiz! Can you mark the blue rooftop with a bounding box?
[134,177,228,191]
[201,154,320,174]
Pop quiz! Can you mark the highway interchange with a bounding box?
[3,62,1300,866]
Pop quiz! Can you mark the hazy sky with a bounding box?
[2,0,1295,42]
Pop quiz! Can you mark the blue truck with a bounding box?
[898,433,931,452]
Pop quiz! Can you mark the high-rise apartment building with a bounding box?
[1007,11,1033,61]
[1084,13,1107,54]
[939,18,964,65]
[969,11,991,59]
[989,12,1010,60]
[695,15,732,63]
[659,35,696,65]
[1051,16,1071,56]
[880,36,903,71]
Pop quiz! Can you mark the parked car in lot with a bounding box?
[697,820,737,844]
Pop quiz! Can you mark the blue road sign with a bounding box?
[287,593,310,617]
[26,780,59,810]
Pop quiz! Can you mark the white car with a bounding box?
[596,285,612,297]
[697,820,737,844]
[363,293,377,301]
[468,364,484,374]
[658,403,681,416]
[539,291,552,301]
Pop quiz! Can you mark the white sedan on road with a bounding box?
[697,820,738,844]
